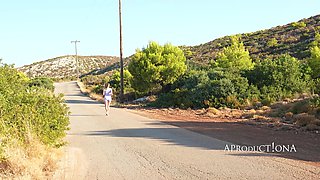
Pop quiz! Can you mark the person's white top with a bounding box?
[104,88,112,97]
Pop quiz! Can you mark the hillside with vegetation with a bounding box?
[181,14,320,66]
[17,55,119,80]
[79,14,320,132]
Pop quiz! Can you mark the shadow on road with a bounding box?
[147,121,320,164]
[74,128,227,151]
[65,94,86,97]
[65,99,102,105]
[69,114,107,117]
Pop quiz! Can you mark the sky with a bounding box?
[0,0,319,67]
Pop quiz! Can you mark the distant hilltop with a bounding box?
[181,14,320,65]
[18,14,320,79]
[17,55,119,79]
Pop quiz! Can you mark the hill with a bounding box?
[18,15,320,79]
[182,14,320,65]
[18,55,119,79]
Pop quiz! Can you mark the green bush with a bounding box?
[247,54,308,98]
[92,84,103,94]
[29,77,54,91]
[128,41,187,93]
[0,64,69,160]
[213,36,254,71]
[150,88,195,109]
[309,96,320,108]
[81,75,103,86]
[267,38,278,47]
[291,21,306,28]
[152,68,251,109]
[313,78,320,94]
[109,69,133,93]
[308,45,320,79]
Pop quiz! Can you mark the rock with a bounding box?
[284,112,293,121]
[133,96,148,103]
[206,107,220,115]
[260,106,271,111]
[280,124,292,131]
[248,109,256,114]
[254,102,263,108]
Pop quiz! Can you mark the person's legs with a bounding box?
[106,100,110,115]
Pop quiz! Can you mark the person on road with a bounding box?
[103,83,113,116]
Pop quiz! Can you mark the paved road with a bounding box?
[55,81,319,180]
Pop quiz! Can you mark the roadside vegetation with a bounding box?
[0,63,69,179]
[182,14,320,65]
[81,31,320,132]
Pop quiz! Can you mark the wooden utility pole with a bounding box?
[119,0,124,102]
[71,40,80,79]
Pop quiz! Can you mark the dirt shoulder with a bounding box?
[128,107,320,167]
[77,82,320,166]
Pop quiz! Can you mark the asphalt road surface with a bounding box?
[54,81,319,180]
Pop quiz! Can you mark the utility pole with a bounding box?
[71,40,80,79]
[119,0,124,102]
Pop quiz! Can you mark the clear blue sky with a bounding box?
[0,0,319,67]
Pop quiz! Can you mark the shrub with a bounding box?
[92,85,103,94]
[109,69,133,93]
[152,68,251,109]
[308,45,320,79]
[291,100,312,114]
[0,64,69,160]
[247,54,308,100]
[29,77,54,91]
[81,75,102,86]
[313,78,320,94]
[309,96,320,108]
[128,41,187,93]
[214,36,254,71]
[291,22,306,28]
[267,38,278,47]
[294,113,316,127]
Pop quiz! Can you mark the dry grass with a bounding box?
[0,137,62,180]
[293,113,317,127]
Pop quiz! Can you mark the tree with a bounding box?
[214,36,254,70]
[308,33,320,79]
[247,54,307,93]
[267,38,278,47]
[128,41,187,93]
[110,69,132,92]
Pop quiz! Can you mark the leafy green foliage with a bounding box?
[109,69,133,93]
[0,64,69,158]
[214,36,254,70]
[267,38,278,47]
[128,41,187,93]
[247,55,307,94]
[308,41,320,79]
[152,49,314,109]
[291,21,306,28]
[153,68,253,109]
[29,77,54,91]
[182,15,320,64]
[81,74,109,86]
